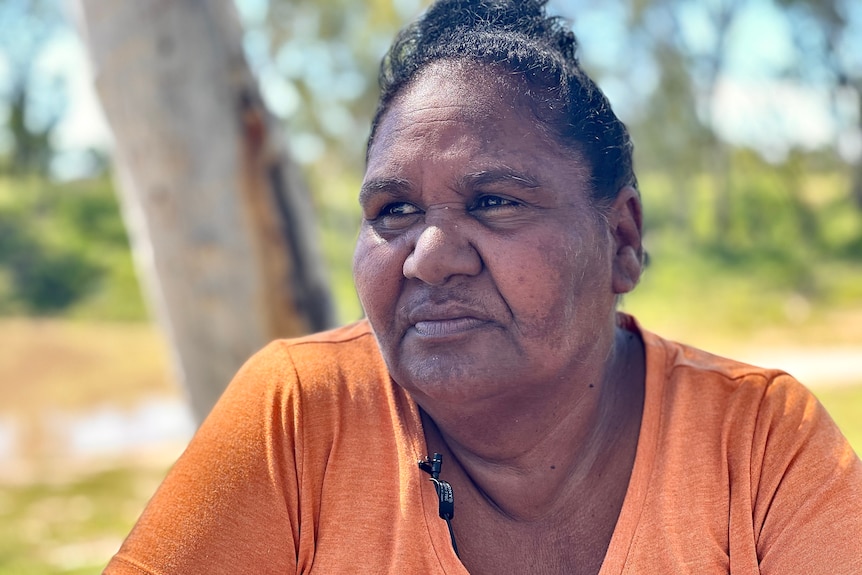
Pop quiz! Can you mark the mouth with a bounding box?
[412,317,489,338]
[406,301,493,340]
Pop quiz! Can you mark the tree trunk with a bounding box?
[73,0,335,422]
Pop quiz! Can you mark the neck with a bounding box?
[419,325,645,521]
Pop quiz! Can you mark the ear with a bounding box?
[608,186,644,295]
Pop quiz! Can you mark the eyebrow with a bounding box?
[358,168,541,205]
[358,177,413,206]
[461,168,541,190]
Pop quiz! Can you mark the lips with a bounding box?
[413,317,488,337]
[406,302,493,338]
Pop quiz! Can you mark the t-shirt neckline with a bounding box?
[399,313,665,575]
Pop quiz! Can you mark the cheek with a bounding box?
[513,268,571,336]
[353,231,404,322]
[493,233,610,336]
[489,241,570,326]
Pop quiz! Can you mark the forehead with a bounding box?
[394,62,518,123]
[367,61,579,173]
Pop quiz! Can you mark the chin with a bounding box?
[391,357,513,405]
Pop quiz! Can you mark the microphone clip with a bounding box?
[418,452,455,520]
[419,452,443,480]
[419,452,459,556]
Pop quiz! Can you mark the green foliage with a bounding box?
[1,235,103,314]
[4,88,56,176]
[309,163,363,322]
[638,148,862,259]
[260,0,430,171]
[0,187,101,314]
[0,176,147,320]
[623,165,862,345]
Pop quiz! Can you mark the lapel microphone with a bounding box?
[419,452,459,557]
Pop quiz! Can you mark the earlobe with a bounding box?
[609,186,644,295]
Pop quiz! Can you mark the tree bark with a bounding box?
[74,0,335,422]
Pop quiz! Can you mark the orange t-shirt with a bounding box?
[105,317,862,574]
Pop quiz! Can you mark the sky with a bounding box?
[3,0,861,179]
[560,0,861,162]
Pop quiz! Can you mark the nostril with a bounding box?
[402,224,481,285]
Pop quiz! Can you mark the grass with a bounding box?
[814,385,862,454]
[0,465,169,575]
[0,318,181,574]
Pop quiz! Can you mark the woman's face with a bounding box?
[354,63,639,407]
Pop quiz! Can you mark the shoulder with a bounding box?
[624,314,856,481]
[633,318,809,414]
[626,316,862,571]
[633,316,860,503]
[231,319,383,389]
[653,332,832,451]
[207,319,391,434]
[244,319,378,367]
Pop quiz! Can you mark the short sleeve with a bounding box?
[753,375,862,574]
[104,341,301,575]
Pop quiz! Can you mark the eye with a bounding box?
[471,195,520,210]
[380,202,421,217]
[366,201,422,234]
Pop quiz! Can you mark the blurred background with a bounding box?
[1,0,860,572]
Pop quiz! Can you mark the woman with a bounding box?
[106,1,862,573]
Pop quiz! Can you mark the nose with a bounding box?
[403,217,482,285]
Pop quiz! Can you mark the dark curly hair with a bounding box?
[367,0,638,207]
